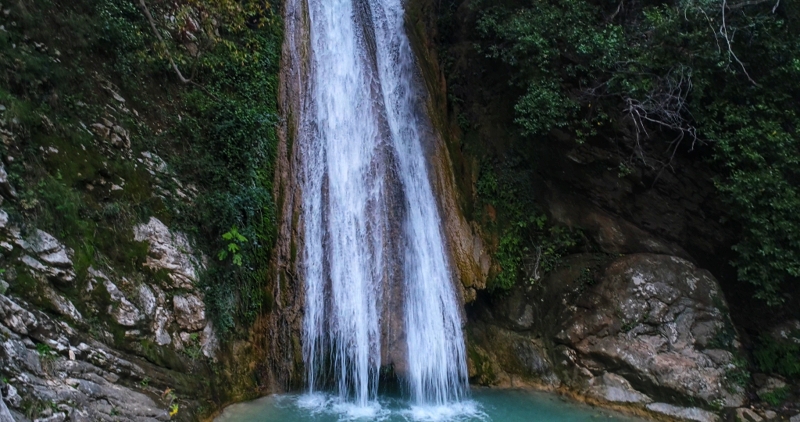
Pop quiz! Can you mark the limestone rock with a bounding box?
[88,267,142,327]
[152,307,172,346]
[646,403,719,422]
[26,229,61,255]
[103,278,141,327]
[41,285,82,323]
[587,372,652,404]
[138,284,156,317]
[470,252,745,414]
[133,217,199,289]
[0,209,8,232]
[555,254,745,408]
[736,408,764,422]
[172,294,205,331]
[18,230,75,284]
[200,322,218,359]
[0,163,17,200]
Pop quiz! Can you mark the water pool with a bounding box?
[215,389,646,422]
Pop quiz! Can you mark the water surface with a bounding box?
[215,389,646,422]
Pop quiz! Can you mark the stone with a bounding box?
[26,229,61,255]
[0,209,8,231]
[41,285,82,323]
[34,413,66,422]
[789,413,800,422]
[38,249,72,268]
[173,294,205,331]
[646,403,719,422]
[763,410,777,420]
[0,163,17,200]
[736,408,764,422]
[587,372,652,404]
[756,377,786,399]
[200,322,219,359]
[555,254,745,407]
[103,279,141,327]
[133,217,199,289]
[138,284,156,316]
[152,307,172,346]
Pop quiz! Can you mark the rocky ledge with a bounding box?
[469,253,748,422]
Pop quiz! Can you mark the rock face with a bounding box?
[469,253,745,419]
[0,209,220,420]
[134,217,198,289]
[0,294,170,421]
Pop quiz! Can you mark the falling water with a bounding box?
[297,0,469,409]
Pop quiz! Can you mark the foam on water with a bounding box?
[214,391,647,422]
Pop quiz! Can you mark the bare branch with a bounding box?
[720,0,760,86]
[621,66,699,170]
[727,0,775,9]
[137,0,218,99]
[138,0,192,83]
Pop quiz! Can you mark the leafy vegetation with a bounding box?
[96,0,282,335]
[477,160,581,291]
[475,0,800,304]
[753,333,800,378]
[0,0,281,339]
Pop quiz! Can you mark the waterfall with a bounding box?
[297,0,469,408]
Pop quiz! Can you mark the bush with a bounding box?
[476,0,800,304]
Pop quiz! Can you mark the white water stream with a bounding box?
[298,0,468,410]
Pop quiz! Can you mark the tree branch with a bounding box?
[137,0,218,99]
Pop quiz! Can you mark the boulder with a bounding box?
[554,254,744,408]
[469,252,745,415]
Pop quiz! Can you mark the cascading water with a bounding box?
[297,0,469,410]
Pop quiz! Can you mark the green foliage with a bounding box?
[476,0,800,304]
[753,334,800,378]
[477,161,580,291]
[723,356,750,392]
[93,0,282,335]
[218,227,248,266]
[760,386,790,406]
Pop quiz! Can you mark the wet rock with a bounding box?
[172,294,205,331]
[133,217,199,289]
[647,403,719,422]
